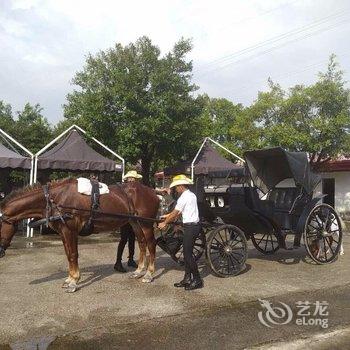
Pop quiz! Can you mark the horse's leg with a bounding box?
[60,226,80,293]
[60,234,74,288]
[142,226,156,283]
[129,222,146,279]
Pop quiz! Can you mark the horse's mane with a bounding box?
[0,177,76,208]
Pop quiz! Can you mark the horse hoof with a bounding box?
[130,272,143,279]
[66,284,78,293]
[142,276,153,283]
[62,282,69,288]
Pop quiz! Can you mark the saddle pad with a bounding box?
[77,177,110,195]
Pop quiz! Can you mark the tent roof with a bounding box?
[244,147,320,194]
[0,143,31,169]
[164,142,244,177]
[37,130,122,172]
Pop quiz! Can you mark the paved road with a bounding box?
[0,233,349,349]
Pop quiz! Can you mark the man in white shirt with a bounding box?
[158,175,203,290]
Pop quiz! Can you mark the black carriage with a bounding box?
[157,146,343,277]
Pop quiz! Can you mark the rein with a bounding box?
[55,204,162,224]
[42,183,161,225]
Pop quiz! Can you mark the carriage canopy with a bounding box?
[244,147,320,194]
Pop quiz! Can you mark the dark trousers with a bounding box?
[183,224,201,280]
[116,223,135,262]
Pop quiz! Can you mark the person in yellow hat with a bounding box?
[158,174,203,291]
[114,170,143,272]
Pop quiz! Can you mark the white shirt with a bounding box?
[175,190,199,224]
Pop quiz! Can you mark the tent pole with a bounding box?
[72,125,125,171]
[191,137,208,180]
[206,137,245,163]
[0,128,33,158]
[26,156,35,238]
[35,124,76,158]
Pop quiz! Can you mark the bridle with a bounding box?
[0,211,13,225]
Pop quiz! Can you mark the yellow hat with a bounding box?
[169,174,193,188]
[123,170,143,180]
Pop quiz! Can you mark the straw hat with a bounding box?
[123,170,143,180]
[169,174,193,188]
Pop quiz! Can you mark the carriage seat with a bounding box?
[267,187,300,213]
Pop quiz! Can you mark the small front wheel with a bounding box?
[206,224,248,277]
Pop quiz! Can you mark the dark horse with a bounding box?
[0,178,159,292]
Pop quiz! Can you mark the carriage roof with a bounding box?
[243,147,320,194]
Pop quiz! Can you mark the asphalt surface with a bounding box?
[0,232,349,349]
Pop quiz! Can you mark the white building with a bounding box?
[315,157,350,221]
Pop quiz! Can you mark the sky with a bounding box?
[1,0,350,124]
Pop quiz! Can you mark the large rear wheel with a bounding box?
[303,204,342,264]
[206,224,247,277]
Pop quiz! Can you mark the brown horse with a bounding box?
[0,178,159,292]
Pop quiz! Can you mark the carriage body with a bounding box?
[157,147,343,278]
[201,147,343,265]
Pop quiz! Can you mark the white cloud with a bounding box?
[0,0,350,123]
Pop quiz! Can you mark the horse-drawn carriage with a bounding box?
[156,147,343,277]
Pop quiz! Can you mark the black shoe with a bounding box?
[127,259,138,268]
[185,279,203,291]
[174,279,191,288]
[114,262,126,273]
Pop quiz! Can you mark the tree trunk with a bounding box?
[141,156,152,186]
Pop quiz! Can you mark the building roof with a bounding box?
[314,156,350,172]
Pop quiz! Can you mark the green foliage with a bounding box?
[229,55,350,163]
[64,36,205,183]
[200,94,243,145]
[15,103,52,153]
[0,101,14,134]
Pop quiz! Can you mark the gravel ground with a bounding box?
[0,232,349,348]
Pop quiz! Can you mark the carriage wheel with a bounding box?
[172,229,206,265]
[303,204,343,264]
[251,231,280,255]
[206,224,247,278]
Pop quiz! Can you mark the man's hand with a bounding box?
[158,221,167,230]
[156,188,170,196]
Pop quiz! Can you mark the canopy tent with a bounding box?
[0,128,34,238]
[164,138,244,178]
[33,124,124,183]
[244,147,320,194]
[36,130,121,172]
[0,142,32,169]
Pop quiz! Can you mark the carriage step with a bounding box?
[28,214,73,228]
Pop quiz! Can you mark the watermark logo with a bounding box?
[258,299,329,329]
[258,299,293,328]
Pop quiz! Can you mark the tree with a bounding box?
[64,36,204,184]
[15,103,52,153]
[0,101,15,134]
[200,95,243,145]
[234,55,350,163]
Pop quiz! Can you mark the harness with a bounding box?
[79,179,101,235]
[43,184,68,227]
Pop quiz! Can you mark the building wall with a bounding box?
[315,172,350,220]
